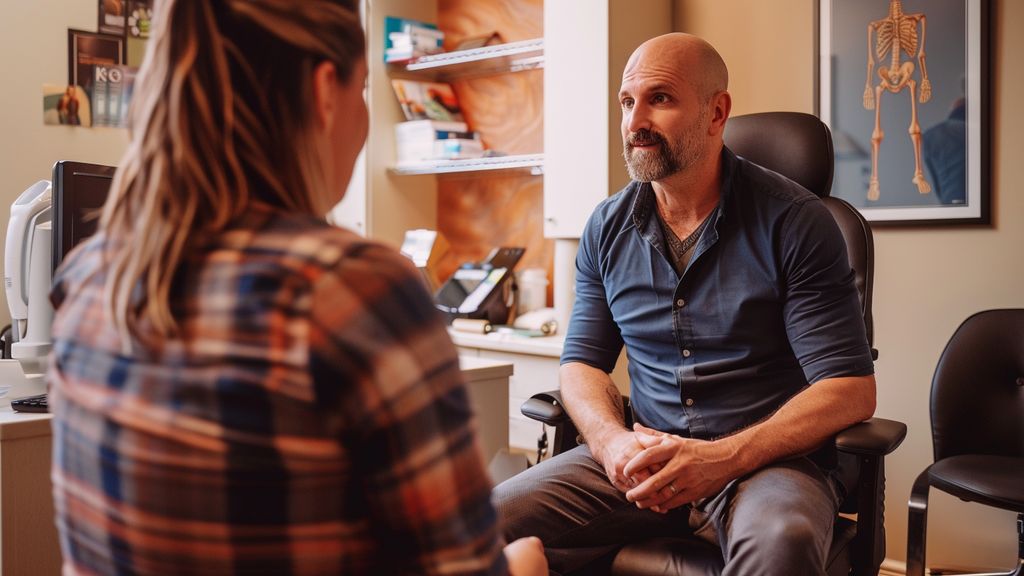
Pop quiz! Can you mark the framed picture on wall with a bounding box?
[818,0,991,225]
[98,0,127,36]
[68,29,125,111]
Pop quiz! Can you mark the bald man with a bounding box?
[494,34,876,575]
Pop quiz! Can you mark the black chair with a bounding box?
[906,309,1024,576]
[521,112,906,576]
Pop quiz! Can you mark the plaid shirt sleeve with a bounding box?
[308,242,507,575]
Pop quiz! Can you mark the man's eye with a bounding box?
[652,93,669,104]
[621,98,634,110]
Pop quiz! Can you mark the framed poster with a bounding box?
[68,29,125,112]
[818,0,990,225]
[98,0,127,36]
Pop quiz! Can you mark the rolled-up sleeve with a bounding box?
[561,211,624,373]
[780,200,875,384]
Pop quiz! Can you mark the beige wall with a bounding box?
[676,0,1022,569]
[0,0,129,326]
[675,0,817,116]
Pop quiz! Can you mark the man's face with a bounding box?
[619,58,709,183]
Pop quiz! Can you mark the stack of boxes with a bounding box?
[384,17,444,64]
[395,120,484,165]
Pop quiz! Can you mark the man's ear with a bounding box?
[312,60,339,131]
[708,90,732,135]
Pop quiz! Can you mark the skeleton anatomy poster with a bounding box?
[820,0,989,225]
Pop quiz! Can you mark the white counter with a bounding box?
[0,407,60,575]
[458,355,513,465]
[458,354,515,380]
[450,329,565,358]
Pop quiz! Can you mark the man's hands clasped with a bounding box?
[612,423,737,514]
[594,428,657,493]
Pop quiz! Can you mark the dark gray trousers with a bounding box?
[493,445,841,576]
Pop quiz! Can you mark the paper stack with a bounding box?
[384,16,444,63]
[395,120,484,164]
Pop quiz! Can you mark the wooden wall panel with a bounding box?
[436,173,551,306]
[435,0,552,306]
[455,70,542,155]
[438,0,542,44]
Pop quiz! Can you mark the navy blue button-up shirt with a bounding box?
[562,147,874,442]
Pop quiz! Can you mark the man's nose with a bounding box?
[625,102,652,134]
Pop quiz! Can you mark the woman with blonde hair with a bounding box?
[48,1,545,574]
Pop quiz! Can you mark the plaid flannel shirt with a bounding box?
[48,204,506,575]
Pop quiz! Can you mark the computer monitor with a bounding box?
[51,161,116,272]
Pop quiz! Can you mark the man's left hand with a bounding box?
[622,423,736,513]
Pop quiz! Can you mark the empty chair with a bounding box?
[907,309,1024,576]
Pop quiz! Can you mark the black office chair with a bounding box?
[522,112,906,576]
[906,309,1024,576]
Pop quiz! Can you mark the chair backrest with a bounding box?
[723,112,875,349]
[930,308,1024,461]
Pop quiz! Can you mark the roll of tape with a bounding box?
[539,320,558,335]
[451,318,493,334]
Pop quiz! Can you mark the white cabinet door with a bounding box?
[542,0,672,239]
[543,0,610,239]
[477,349,560,455]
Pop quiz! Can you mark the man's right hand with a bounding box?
[559,363,661,493]
[504,536,547,576]
[594,429,657,493]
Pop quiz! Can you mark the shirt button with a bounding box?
[676,298,685,308]
[682,349,691,357]
[685,398,695,407]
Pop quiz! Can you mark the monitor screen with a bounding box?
[434,266,508,314]
[51,161,116,272]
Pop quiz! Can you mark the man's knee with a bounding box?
[726,512,830,573]
[492,469,540,538]
[745,515,822,551]
[720,461,837,573]
[492,447,596,539]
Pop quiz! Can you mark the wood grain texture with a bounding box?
[434,0,550,305]
[454,71,542,155]
[438,0,542,45]
[437,172,553,307]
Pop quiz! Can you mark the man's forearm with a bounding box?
[622,374,876,511]
[559,362,628,448]
[719,375,877,477]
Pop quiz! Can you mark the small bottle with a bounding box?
[516,268,549,315]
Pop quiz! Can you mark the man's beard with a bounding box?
[623,116,708,182]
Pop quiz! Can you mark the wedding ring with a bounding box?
[667,483,677,494]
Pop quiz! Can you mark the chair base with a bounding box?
[928,558,1023,576]
[909,466,1023,576]
[609,517,857,576]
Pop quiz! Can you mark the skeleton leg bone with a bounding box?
[907,79,932,194]
[868,84,884,201]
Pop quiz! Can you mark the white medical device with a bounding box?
[1,180,53,400]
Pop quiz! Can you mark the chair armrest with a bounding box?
[520,390,567,426]
[521,390,582,456]
[836,417,907,457]
[838,417,906,576]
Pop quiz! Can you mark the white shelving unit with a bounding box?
[388,39,545,177]
[401,38,544,78]
[389,153,543,176]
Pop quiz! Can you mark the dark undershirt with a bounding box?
[656,208,714,275]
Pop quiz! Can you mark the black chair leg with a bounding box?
[909,477,1023,576]
[1013,513,1024,576]
[907,467,931,576]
